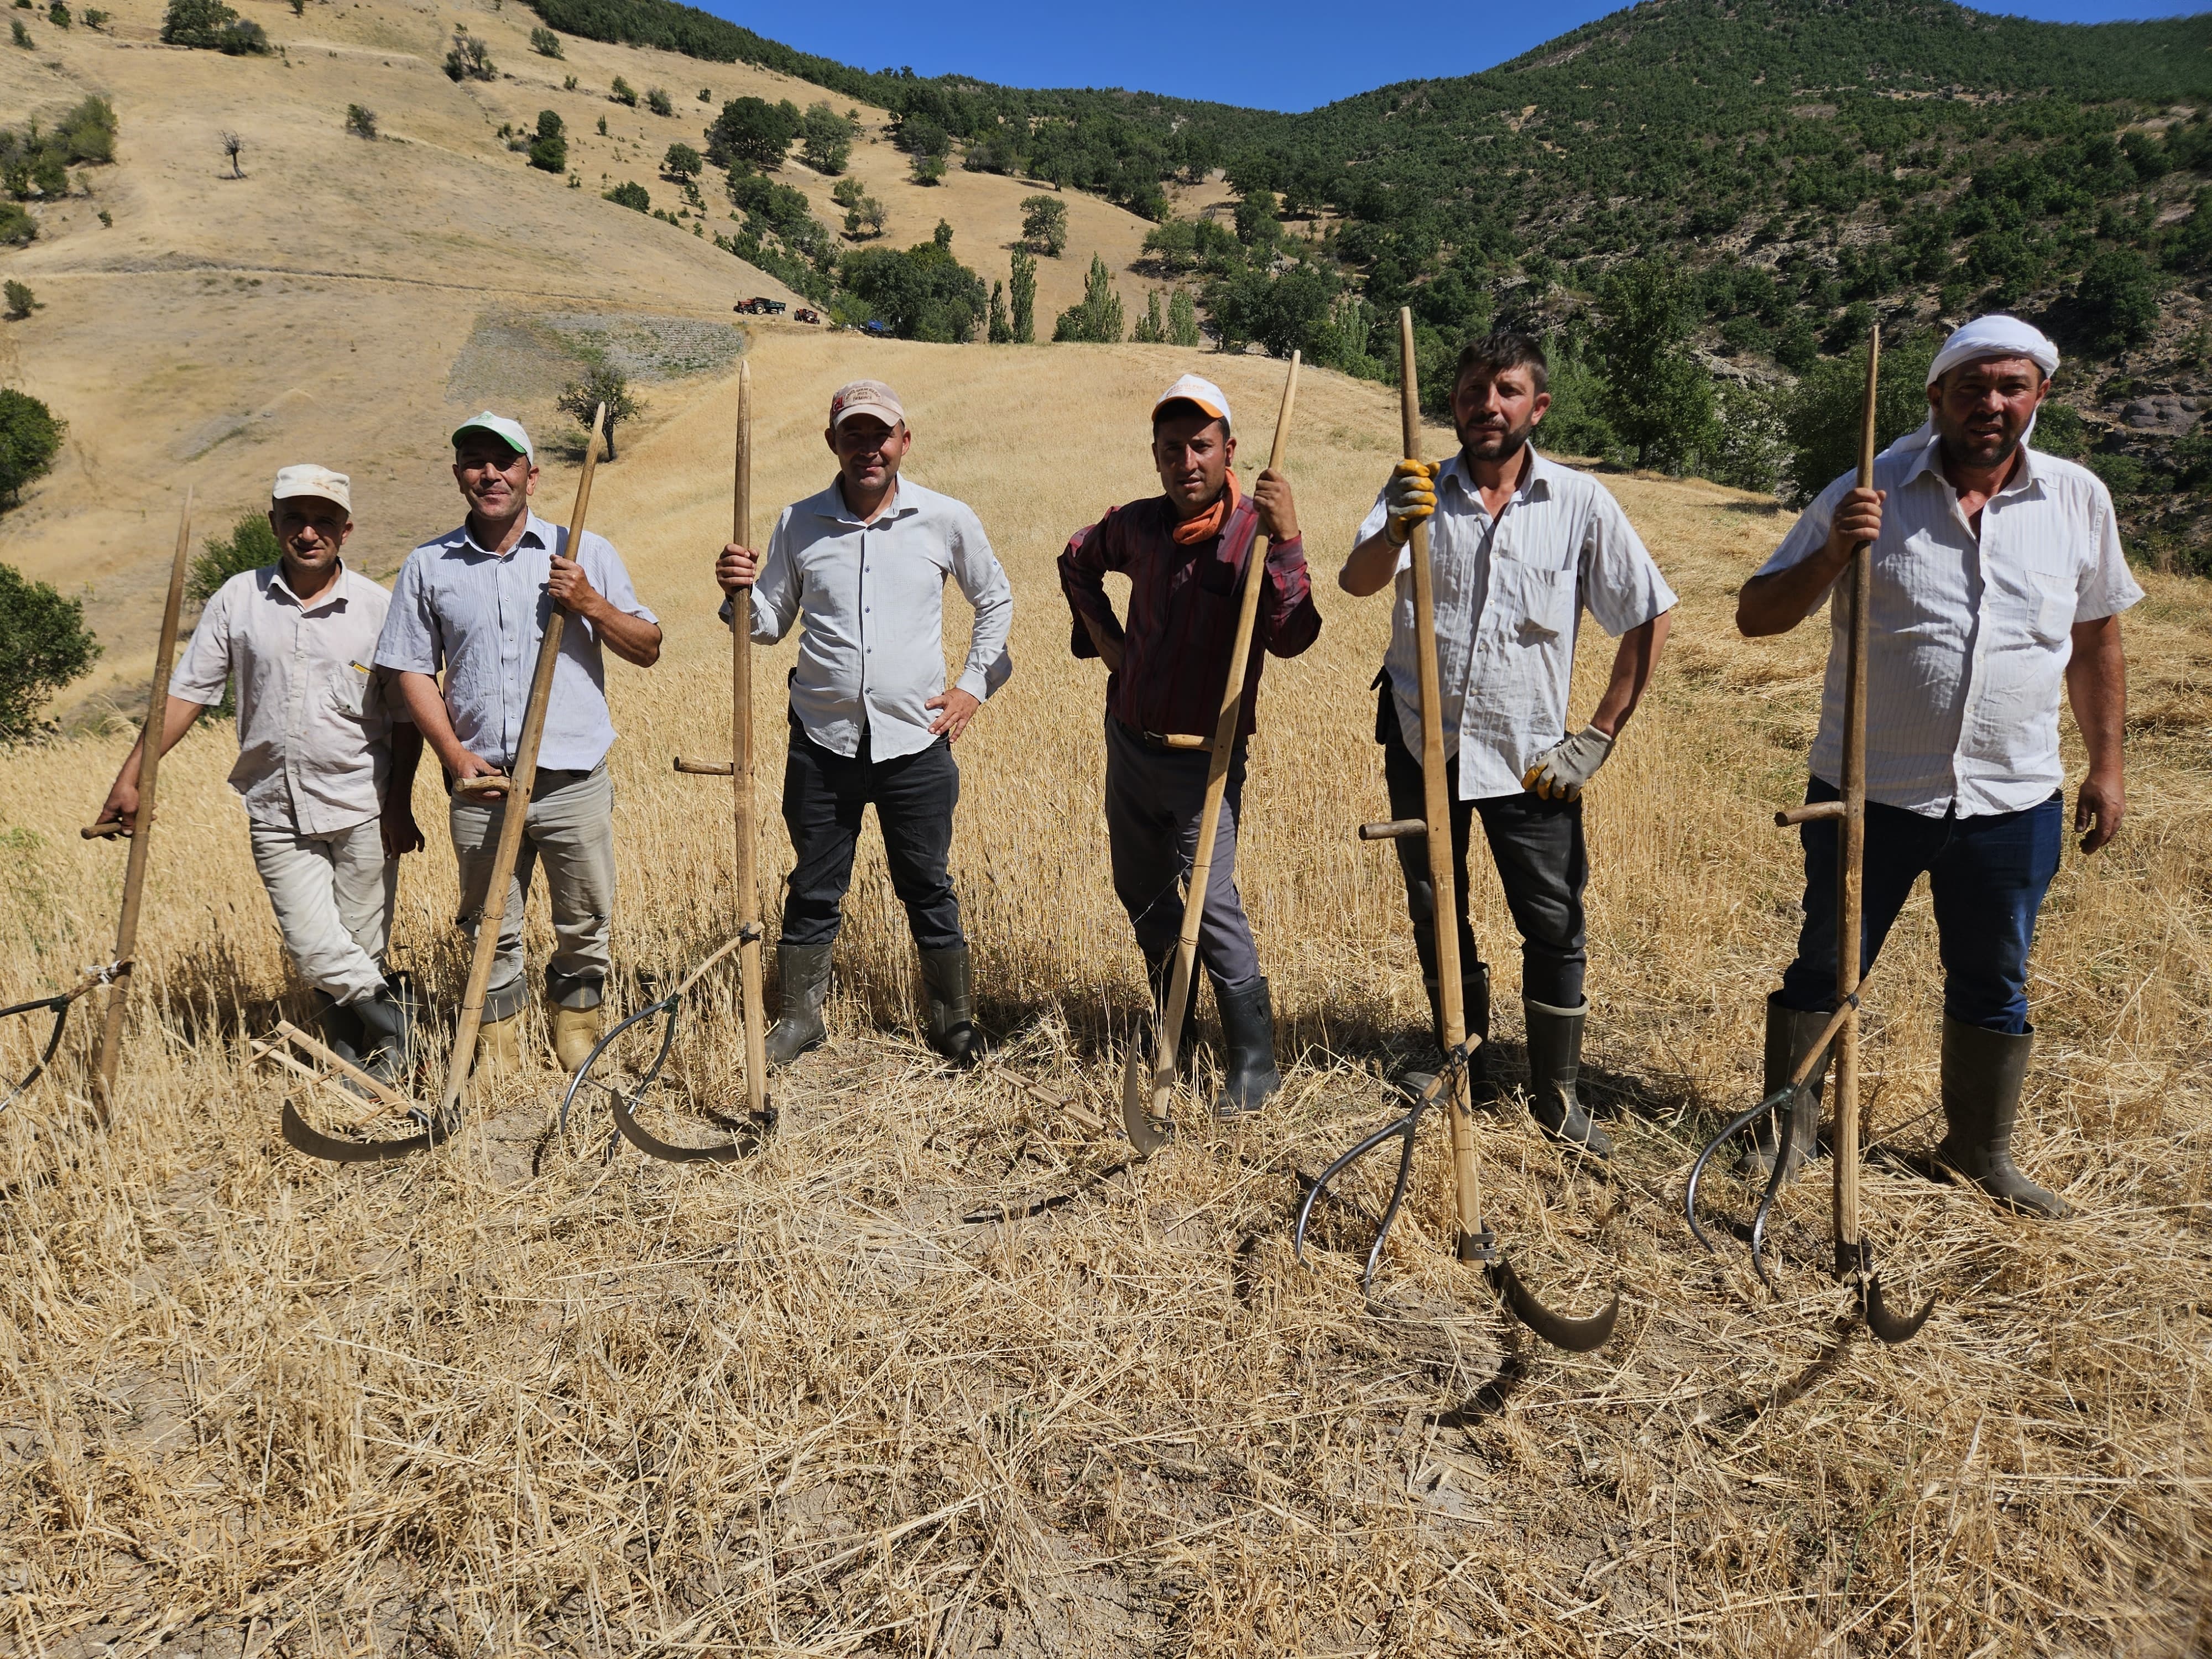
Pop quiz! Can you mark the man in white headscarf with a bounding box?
[1733,316,2140,1218]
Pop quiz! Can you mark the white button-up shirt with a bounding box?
[735,476,1014,761]
[375,512,658,774]
[1757,435,2143,818]
[1355,447,1678,801]
[169,561,399,834]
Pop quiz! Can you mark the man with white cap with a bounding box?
[377,413,663,1077]
[712,379,1012,1068]
[1340,331,1676,1156]
[93,466,425,1083]
[1737,316,2139,1217]
[1058,372,1317,1117]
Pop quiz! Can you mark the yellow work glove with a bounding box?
[1383,459,1436,546]
[1522,726,1615,802]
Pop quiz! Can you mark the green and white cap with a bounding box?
[450,410,534,462]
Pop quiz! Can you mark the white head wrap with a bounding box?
[1880,314,2061,459]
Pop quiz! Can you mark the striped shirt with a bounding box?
[1757,433,2142,818]
[170,561,400,835]
[1058,492,1319,744]
[1354,447,1677,801]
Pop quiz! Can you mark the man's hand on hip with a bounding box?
[1522,726,1614,802]
[927,688,980,743]
[2075,770,2124,854]
[715,542,759,593]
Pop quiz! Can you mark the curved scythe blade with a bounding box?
[1862,1273,1936,1345]
[1487,1258,1621,1353]
[280,1097,445,1163]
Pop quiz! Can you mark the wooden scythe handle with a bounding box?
[1397,307,1486,1259]
[432,408,607,1124]
[91,488,195,1121]
[730,360,768,1121]
[1122,353,1301,1154]
[1834,331,1880,1276]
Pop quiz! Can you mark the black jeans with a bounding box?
[780,721,963,952]
[1381,710,1588,1008]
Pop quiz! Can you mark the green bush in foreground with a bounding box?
[0,561,99,741]
[0,387,63,504]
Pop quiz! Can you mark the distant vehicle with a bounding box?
[862,319,889,336]
[732,296,789,316]
[794,307,822,325]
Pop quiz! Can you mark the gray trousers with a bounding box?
[248,817,395,1005]
[449,763,616,1020]
[1103,716,1261,989]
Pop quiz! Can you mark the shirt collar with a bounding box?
[815,474,916,526]
[1439,443,1552,507]
[460,511,554,557]
[267,558,354,614]
[1905,433,2046,500]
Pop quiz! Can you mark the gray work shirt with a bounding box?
[374,511,658,773]
[169,561,401,835]
[731,476,1014,760]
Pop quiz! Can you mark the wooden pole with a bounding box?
[730,361,768,1120]
[90,489,195,1122]
[1834,331,1880,1280]
[432,410,606,1126]
[1121,354,1301,1154]
[1397,308,1486,1259]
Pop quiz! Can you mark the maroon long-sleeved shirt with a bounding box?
[1058,492,1321,745]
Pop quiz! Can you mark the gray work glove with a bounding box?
[1522,726,1614,801]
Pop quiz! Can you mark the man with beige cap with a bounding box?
[94,465,426,1084]
[377,413,663,1076]
[1058,373,1317,1117]
[713,379,1013,1069]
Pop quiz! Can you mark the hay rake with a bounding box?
[0,964,121,1116]
[1293,310,1618,1354]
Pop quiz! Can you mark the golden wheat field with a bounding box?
[1,332,2208,1655]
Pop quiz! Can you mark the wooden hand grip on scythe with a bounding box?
[278,409,609,1161]
[1120,352,1300,1155]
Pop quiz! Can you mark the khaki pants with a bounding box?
[248,817,395,1005]
[448,762,616,1021]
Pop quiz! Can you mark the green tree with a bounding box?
[0,387,63,504]
[932,218,953,252]
[0,203,32,246]
[529,24,561,56]
[46,2,66,28]
[1009,247,1035,343]
[344,103,377,140]
[838,239,987,342]
[1131,288,1166,343]
[3,279,33,319]
[443,32,493,81]
[556,365,643,461]
[987,280,1011,344]
[1234,190,1280,249]
[662,141,701,180]
[910,150,945,186]
[799,102,853,174]
[645,87,672,117]
[709,96,797,172]
[609,76,637,107]
[1780,335,1938,505]
[8,20,26,48]
[525,109,566,174]
[604,180,650,212]
[162,0,264,51]
[1594,259,1714,471]
[1020,194,1067,256]
[1701,379,1787,494]
[1167,288,1201,348]
[1053,254,1125,344]
[2073,248,2158,356]
[0,561,98,740]
[188,510,279,606]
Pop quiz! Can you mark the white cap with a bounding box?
[451,410,535,462]
[272,464,351,513]
[1152,373,1232,431]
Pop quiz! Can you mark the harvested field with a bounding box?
[1,332,2208,1655]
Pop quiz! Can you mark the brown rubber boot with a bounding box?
[552,1004,604,1074]
[475,1011,524,1075]
[1745,994,1829,1183]
[1935,1017,2068,1219]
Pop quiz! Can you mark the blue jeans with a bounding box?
[1778,777,2064,1035]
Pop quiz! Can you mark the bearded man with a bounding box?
[1339,331,1676,1156]
[1736,315,2138,1218]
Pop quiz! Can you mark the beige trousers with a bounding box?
[448,762,617,1021]
[247,817,395,1005]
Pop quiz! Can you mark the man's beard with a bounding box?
[1938,415,2026,471]
[1459,415,1536,461]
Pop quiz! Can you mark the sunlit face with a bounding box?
[825,415,911,498]
[1930,355,2048,472]
[1152,410,1235,519]
[1452,363,1550,463]
[452,438,538,525]
[268,497,352,580]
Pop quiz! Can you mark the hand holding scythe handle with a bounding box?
[1120,353,1301,1155]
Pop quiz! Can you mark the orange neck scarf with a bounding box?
[1170,472,1240,545]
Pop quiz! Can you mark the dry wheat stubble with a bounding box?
[0,336,2207,1654]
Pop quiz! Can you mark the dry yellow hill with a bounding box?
[0,0,1165,710]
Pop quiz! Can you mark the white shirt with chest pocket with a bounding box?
[1356,448,1678,801]
[1756,434,2143,818]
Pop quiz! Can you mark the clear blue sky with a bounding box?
[698,0,2210,113]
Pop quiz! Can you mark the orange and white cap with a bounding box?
[829,379,905,430]
[272,464,351,513]
[1152,373,1232,431]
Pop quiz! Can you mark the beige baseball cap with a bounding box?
[451,410,535,462]
[272,464,351,513]
[1153,373,1232,431]
[828,379,904,430]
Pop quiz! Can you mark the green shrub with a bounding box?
[2085,451,2152,496]
[188,511,278,606]
[0,562,98,741]
[609,75,637,106]
[443,32,493,81]
[1052,254,1125,345]
[344,103,376,140]
[662,141,700,180]
[604,180,649,212]
[529,133,566,173]
[909,151,945,186]
[3,279,33,318]
[9,17,28,44]
[799,102,852,174]
[645,87,672,116]
[2073,248,2159,357]
[80,6,103,24]
[45,2,65,27]
[0,202,32,245]
[1020,195,1067,257]
[529,24,561,56]
[0,387,61,506]
[53,97,115,165]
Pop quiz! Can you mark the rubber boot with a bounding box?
[1745,993,1829,1183]
[1936,1017,2068,1218]
[1211,973,1281,1118]
[1522,997,1614,1157]
[1141,947,1203,1074]
[1413,921,1490,1093]
[474,1011,524,1076]
[918,945,980,1069]
[353,982,414,1088]
[552,1004,604,1074]
[764,942,833,1066]
[312,992,372,1098]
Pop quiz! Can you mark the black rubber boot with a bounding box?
[312,992,372,1098]
[1936,1017,2068,1218]
[1211,973,1281,1118]
[1522,997,1613,1157]
[1141,947,1203,1074]
[1413,922,1491,1092]
[353,980,415,1087]
[919,944,981,1070]
[1746,993,1829,1183]
[764,942,834,1066]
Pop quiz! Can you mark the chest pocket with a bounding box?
[329,661,371,719]
[2030,580,2077,646]
[1196,545,1240,599]
[1502,561,1575,643]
